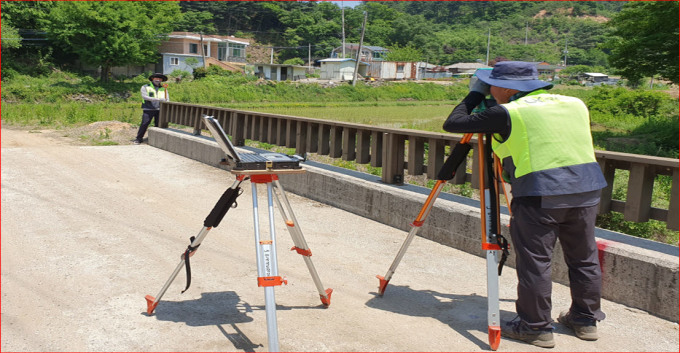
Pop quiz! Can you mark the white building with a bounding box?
[252,63,310,81]
[319,58,369,81]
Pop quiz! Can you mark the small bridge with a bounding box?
[159,101,679,231]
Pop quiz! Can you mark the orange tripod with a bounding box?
[376,132,510,350]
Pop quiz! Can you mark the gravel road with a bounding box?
[2,127,677,352]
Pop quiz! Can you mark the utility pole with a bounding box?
[341,5,346,58]
[352,11,367,87]
[485,29,491,66]
[308,43,311,70]
[525,22,528,45]
[563,38,568,67]
[270,47,274,64]
[200,33,207,68]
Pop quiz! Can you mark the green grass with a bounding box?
[2,102,139,128]
[249,102,454,131]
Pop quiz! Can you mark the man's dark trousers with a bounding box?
[510,196,605,331]
[136,110,160,142]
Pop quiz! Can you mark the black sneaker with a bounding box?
[558,311,598,341]
[501,318,555,348]
[133,139,142,145]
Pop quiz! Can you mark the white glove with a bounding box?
[469,76,491,96]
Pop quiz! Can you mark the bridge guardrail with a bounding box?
[159,101,679,231]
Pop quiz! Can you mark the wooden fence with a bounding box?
[159,101,679,231]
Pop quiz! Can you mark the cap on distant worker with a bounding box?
[148,73,168,82]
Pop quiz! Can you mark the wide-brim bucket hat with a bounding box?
[148,73,168,82]
[475,61,552,92]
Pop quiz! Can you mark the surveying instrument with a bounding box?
[375,72,510,351]
[145,115,332,352]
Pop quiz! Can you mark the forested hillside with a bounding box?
[1,1,676,83]
[177,1,623,67]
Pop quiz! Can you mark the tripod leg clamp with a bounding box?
[291,246,312,257]
[258,276,287,287]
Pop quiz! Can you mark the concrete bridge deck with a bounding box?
[1,128,678,352]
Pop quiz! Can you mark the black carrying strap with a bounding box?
[204,186,242,228]
[183,182,244,293]
[181,236,198,293]
[496,234,510,276]
[437,142,472,181]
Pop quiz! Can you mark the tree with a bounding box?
[1,23,22,50]
[605,2,679,84]
[1,1,55,29]
[175,11,217,69]
[283,57,304,65]
[185,57,199,69]
[384,44,422,62]
[1,1,61,74]
[175,11,216,34]
[41,2,182,82]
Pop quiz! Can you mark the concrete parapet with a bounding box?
[149,127,679,322]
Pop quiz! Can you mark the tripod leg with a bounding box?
[478,134,502,351]
[145,179,243,315]
[378,134,472,296]
[481,182,502,350]
[252,182,282,352]
[376,179,446,296]
[145,226,211,315]
[486,247,502,351]
[272,179,333,307]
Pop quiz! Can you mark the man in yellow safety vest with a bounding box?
[135,73,169,145]
[443,61,607,349]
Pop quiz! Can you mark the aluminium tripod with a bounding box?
[145,168,332,352]
[375,132,510,351]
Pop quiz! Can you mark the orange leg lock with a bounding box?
[291,246,312,257]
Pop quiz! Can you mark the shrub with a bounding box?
[283,58,304,65]
[206,65,233,76]
[193,67,207,79]
[2,67,18,80]
[586,86,674,117]
[169,69,191,81]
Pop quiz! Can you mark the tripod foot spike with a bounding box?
[488,326,501,351]
[320,288,333,307]
[376,275,389,296]
[145,295,158,315]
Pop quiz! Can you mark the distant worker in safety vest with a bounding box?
[135,73,169,145]
[443,61,607,349]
